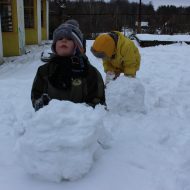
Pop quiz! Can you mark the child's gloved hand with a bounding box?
[105,71,120,85]
[34,94,51,111]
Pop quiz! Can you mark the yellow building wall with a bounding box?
[25,0,38,44]
[42,28,47,40]
[42,0,47,40]
[2,0,20,56]
[2,33,20,56]
[25,29,38,44]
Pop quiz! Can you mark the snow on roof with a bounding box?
[136,34,190,42]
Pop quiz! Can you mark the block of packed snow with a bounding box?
[106,76,145,113]
[16,100,106,182]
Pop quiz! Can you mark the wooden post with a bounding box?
[137,0,142,33]
[46,0,49,39]
[37,0,42,44]
[41,0,49,40]
[17,0,25,54]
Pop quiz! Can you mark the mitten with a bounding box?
[105,71,120,85]
[34,94,51,111]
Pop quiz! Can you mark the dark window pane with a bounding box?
[41,0,44,27]
[24,0,34,28]
[24,0,33,7]
[0,0,13,32]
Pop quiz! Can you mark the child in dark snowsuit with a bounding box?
[31,20,105,111]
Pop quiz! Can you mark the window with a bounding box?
[24,0,34,28]
[41,0,45,27]
[0,0,13,32]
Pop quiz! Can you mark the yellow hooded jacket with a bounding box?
[103,32,141,77]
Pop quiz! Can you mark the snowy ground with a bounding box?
[1,40,190,190]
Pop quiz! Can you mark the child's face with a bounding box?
[55,38,76,56]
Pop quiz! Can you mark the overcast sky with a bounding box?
[128,0,190,9]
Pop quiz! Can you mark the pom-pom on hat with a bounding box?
[64,19,79,28]
[91,34,116,58]
[51,19,84,54]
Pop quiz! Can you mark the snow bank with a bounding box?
[2,42,190,189]
[16,100,106,182]
[106,76,145,113]
[136,34,190,42]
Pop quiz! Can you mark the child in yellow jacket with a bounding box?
[91,31,141,84]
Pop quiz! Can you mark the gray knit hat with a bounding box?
[51,19,84,54]
[64,19,79,28]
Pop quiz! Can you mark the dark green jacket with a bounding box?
[31,54,105,108]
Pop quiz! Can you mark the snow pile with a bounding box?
[16,100,106,182]
[106,76,145,113]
